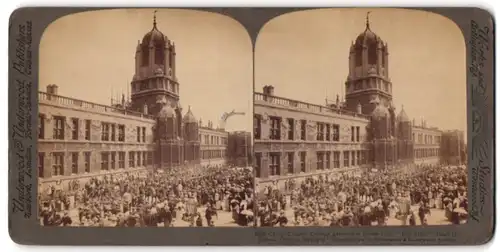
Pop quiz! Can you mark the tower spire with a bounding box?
[366,11,371,30]
[153,10,158,28]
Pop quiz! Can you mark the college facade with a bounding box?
[254,19,465,184]
[38,18,234,190]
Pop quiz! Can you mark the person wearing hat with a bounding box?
[274,210,288,227]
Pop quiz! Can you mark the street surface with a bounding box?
[67,206,241,227]
[277,205,452,226]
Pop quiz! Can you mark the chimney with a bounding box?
[267,85,275,96]
[46,84,59,95]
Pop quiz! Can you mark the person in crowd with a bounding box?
[256,165,467,227]
[38,165,254,227]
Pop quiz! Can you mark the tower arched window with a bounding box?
[141,45,149,66]
[368,43,377,64]
[355,47,363,66]
[168,51,174,68]
[166,118,174,138]
[155,43,165,65]
[381,47,386,66]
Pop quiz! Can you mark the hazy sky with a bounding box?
[40,9,252,132]
[255,8,467,132]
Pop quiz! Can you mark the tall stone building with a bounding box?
[254,17,463,186]
[38,16,229,190]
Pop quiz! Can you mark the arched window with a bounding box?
[381,47,386,66]
[355,47,363,66]
[141,45,149,66]
[368,43,377,64]
[166,118,174,138]
[155,43,164,65]
[168,51,174,68]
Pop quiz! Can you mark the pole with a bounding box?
[457,131,461,166]
[244,134,248,168]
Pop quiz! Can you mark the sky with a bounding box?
[255,8,467,132]
[39,9,252,132]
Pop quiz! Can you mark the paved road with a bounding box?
[268,205,452,227]
[66,207,242,227]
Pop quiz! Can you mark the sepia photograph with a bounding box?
[37,9,254,227]
[253,8,467,227]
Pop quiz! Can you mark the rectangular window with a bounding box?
[325,124,330,141]
[286,118,294,140]
[356,126,360,142]
[71,152,78,174]
[332,124,340,141]
[333,151,340,168]
[137,126,141,142]
[300,120,306,140]
[316,123,324,141]
[38,114,45,139]
[110,152,116,169]
[111,124,116,141]
[137,152,141,167]
[101,123,110,141]
[254,153,261,178]
[118,125,125,142]
[84,152,91,173]
[343,151,350,167]
[53,116,65,140]
[38,152,44,178]
[101,152,109,171]
[300,152,306,172]
[269,152,280,176]
[351,151,356,166]
[129,151,135,168]
[142,127,146,142]
[52,152,64,176]
[316,151,324,170]
[326,151,331,169]
[356,150,361,166]
[351,126,355,142]
[118,152,125,168]
[269,117,281,140]
[85,120,91,140]
[287,152,294,174]
[71,118,79,140]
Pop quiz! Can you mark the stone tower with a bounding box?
[345,13,392,116]
[130,12,180,117]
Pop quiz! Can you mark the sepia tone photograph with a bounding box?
[37,9,254,227]
[253,8,467,227]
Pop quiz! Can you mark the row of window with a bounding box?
[200,134,227,146]
[101,122,126,142]
[38,114,147,143]
[254,114,359,142]
[38,151,153,177]
[413,133,441,145]
[415,148,440,159]
[254,150,368,177]
[201,150,226,160]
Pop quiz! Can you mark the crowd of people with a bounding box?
[256,164,468,227]
[38,165,254,227]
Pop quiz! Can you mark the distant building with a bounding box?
[253,17,464,187]
[38,18,230,190]
[440,130,466,165]
[227,131,252,167]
